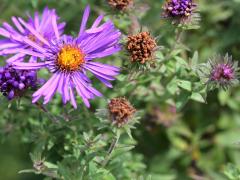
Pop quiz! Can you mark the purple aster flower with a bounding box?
[162,0,197,24]
[0,65,39,100]
[13,6,121,108]
[203,54,239,90]
[0,7,65,63]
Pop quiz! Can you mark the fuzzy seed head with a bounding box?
[126,32,157,64]
[107,0,133,11]
[108,97,136,127]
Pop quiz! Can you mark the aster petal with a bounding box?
[62,74,70,104]
[6,53,25,63]
[0,48,45,57]
[94,75,113,88]
[91,15,104,28]
[22,37,46,53]
[85,46,121,59]
[3,22,20,34]
[18,17,50,46]
[32,73,60,103]
[72,75,93,99]
[77,73,102,97]
[0,27,11,38]
[78,5,90,37]
[85,63,119,76]
[85,20,113,34]
[29,56,38,63]
[0,40,20,50]
[84,66,115,81]
[84,34,121,54]
[72,76,91,107]
[69,85,77,109]
[43,73,62,104]
[11,17,25,33]
[34,12,40,30]
[51,14,60,40]
[13,62,47,70]
[87,61,120,71]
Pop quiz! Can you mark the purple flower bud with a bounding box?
[19,83,25,90]
[8,90,15,100]
[20,76,26,81]
[162,0,197,24]
[13,81,19,88]
[204,54,239,90]
[5,72,11,79]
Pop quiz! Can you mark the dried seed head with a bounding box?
[107,0,133,11]
[108,97,136,127]
[126,32,157,64]
[145,106,179,131]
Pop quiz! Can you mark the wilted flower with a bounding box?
[0,65,38,100]
[107,0,133,11]
[0,7,65,63]
[202,54,239,90]
[13,6,121,108]
[108,97,136,127]
[145,105,179,131]
[162,0,197,24]
[126,32,157,64]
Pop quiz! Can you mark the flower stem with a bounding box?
[102,132,121,167]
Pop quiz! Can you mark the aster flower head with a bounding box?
[126,31,157,64]
[13,6,121,108]
[162,0,198,26]
[107,0,134,11]
[201,54,239,90]
[0,65,38,100]
[108,97,136,127]
[0,7,65,63]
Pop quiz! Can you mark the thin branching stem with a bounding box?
[102,132,121,167]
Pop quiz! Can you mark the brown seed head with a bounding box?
[108,97,136,127]
[126,32,157,64]
[107,0,133,11]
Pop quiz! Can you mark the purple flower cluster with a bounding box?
[207,54,239,90]
[0,65,38,100]
[0,5,121,108]
[163,0,196,18]
[210,64,234,81]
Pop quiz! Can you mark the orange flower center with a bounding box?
[28,34,37,42]
[57,45,85,71]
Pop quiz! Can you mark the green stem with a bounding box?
[102,132,121,167]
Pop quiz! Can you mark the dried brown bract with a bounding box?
[108,97,136,127]
[107,0,133,11]
[126,32,157,64]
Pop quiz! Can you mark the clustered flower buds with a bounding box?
[108,97,136,127]
[126,32,157,64]
[0,65,38,100]
[207,54,239,90]
[107,0,133,11]
[163,0,197,24]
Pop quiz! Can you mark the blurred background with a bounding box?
[1,0,240,179]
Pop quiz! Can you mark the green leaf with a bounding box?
[224,163,240,180]
[190,92,206,103]
[190,51,199,70]
[177,80,192,91]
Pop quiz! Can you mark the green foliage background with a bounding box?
[0,0,240,180]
